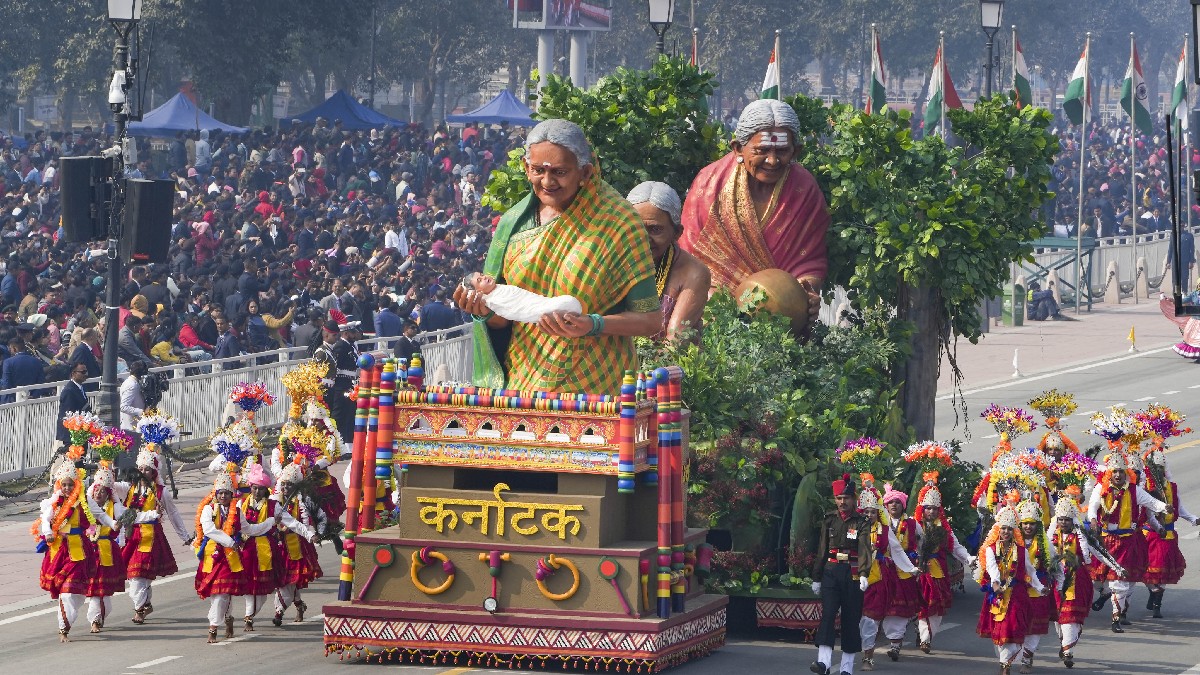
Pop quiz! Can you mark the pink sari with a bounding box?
[679,152,830,290]
[1160,297,1200,358]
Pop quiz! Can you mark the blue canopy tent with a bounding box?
[446,90,535,126]
[127,93,249,137]
[289,90,404,131]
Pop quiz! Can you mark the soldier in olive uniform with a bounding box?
[810,473,874,675]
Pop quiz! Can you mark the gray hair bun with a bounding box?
[627,181,682,228]
[525,119,593,167]
[734,99,801,146]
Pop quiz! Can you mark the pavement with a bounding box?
[0,298,1198,674]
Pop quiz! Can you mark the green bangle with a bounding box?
[474,311,495,322]
[587,313,604,337]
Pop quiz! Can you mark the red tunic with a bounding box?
[86,500,126,597]
[885,516,922,619]
[239,498,284,596]
[313,467,346,521]
[278,499,322,589]
[1051,530,1093,625]
[1144,481,1187,586]
[1090,484,1148,583]
[39,499,97,598]
[194,503,246,599]
[122,483,179,580]
[1024,536,1057,635]
[918,523,956,619]
[976,544,1035,645]
[861,522,892,620]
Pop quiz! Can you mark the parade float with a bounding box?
[322,355,728,671]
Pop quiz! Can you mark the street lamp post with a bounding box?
[979,0,1004,97]
[367,0,377,109]
[646,0,675,55]
[103,0,139,428]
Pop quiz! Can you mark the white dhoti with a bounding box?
[56,593,84,632]
[207,593,232,628]
[1058,622,1082,652]
[245,593,270,619]
[996,642,1021,665]
[127,576,152,610]
[917,615,942,643]
[86,596,113,625]
[859,616,879,652]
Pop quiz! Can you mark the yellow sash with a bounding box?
[49,505,87,562]
[283,501,303,560]
[867,522,883,584]
[97,501,116,567]
[893,518,917,580]
[125,485,158,553]
[1026,539,1042,598]
[990,545,1019,622]
[1101,487,1134,533]
[1161,483,1178,540]
[243,499,275,571]
[201,505,243,574]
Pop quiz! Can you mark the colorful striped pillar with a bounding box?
[617,371,637,494]
[644,370,659,487]
[667,366,687,612]
[360,358,383,533]
[653,367,673,618]
[375,358,397,523]
[337,353,375,600]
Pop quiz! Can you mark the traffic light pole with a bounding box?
[102,21,132,428]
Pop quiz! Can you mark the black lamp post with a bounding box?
[979,0,1004,97]
[102,0,139,427]
[647,0,675,55]
[1192,1,1200,85]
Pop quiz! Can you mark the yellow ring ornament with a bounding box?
[534,554,581,601]
[410,546,455,595]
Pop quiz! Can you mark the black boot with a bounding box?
[1111,614,1124,633]
[809,662,830,675]
[1092,589,1112,612]
[1119,609,1131,626]
[1152,589,1164,618]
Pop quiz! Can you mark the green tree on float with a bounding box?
[794,94,1057,439]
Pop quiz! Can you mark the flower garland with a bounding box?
[90,427,134,466]
[981,404,1038,440]
[193,491,240,551]
[62,411,103,457]
[1028,389,1078,428]
[229,380,276,416]
[137,410,181,445]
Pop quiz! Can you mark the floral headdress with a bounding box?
[229,381,276,417]
[1089,406,1148,448]
[211,425,257,472]
[1028,389,1078,429]
[1136,404,1191,443]
[90,426,134,467]
[838,437,885,495]
[988,452,1045,501]
[1049,452,1099,500]
[137,410,181,446]
[281,361,328,419]
[904,441,953,522]
[981,404,1038,441]
[61,411,103,459]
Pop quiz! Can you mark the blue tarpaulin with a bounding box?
[127,93,249,137]
[447,90,535,127]
[289,90,404,131]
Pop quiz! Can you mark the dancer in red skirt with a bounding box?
[85,466,126,634]
[880,485,922,662]
[915,486,974,653]
[238,463,292,631]
[1086,450,1168,632]
[36,460,98,642]
[1048,496,1092,669]
[1016,500,1056,674]
[195,472,246,643]
[121,447,191,624]
[976,505,1045,675]
[858,488,918,671]
[272,459,322,625]
[1140,447,1198,617]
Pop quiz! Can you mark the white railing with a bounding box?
[1018,228,1189,296]
[0,328,473,481]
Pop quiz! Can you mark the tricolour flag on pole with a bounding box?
[1120,42,1153,136]
[1172,41,1190,131]
[868,26,887,115]
[1063,43,1090,125]
[761,49,779,100]
[1013,33,1033,108]
[922,45,962,132]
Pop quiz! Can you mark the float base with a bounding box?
[323,593,728,672]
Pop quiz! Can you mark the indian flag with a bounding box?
[1013,34,1032,108]
[1063,43,1089,125]
[761,49,779,99]
[868,28,887,114]
[922,45,963,132]
[1120,42,1153,136]
[1172,42,1190,131]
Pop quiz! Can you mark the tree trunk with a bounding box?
[59,88,76,133]
[215,87,255,127]
[897,281,941,440]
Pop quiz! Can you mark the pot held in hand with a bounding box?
[735,268,810,334]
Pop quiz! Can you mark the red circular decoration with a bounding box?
[599,558,618,578]
[374,545,395,567]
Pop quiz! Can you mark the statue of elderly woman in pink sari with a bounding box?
[680,99,830,330]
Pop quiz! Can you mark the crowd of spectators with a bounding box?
[0,114,518,401]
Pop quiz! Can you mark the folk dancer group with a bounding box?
[810,394,1197,675]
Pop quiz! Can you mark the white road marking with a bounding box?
[128,656,182,669]
[1177,663,1200,675]
[1190,384,1200,389]
[981,433,999,439]
[213,633,260,645]
[936,346,1174,400]
[0,607,55,626]
[1162,390,1181,395]
[1080,411,1096,417]
[1135,396,1155,402]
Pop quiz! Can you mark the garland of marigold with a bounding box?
[193,490,240,547]
[974,524,1026,584]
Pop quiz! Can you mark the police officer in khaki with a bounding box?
[810,473,873,675]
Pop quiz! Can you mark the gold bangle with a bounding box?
[410,547,455,595]
[534,554,580,602]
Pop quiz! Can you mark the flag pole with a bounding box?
[1012,25,1017,96]
[1130,33,1140,303]
[1188,34,1195,241]
[939,31,946,140]
[869,23,876,113]
[691,27,699,68]
[775,29,782,99]
[1076,32,1091,314]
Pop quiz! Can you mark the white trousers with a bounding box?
[1110,579,1134,614]
[881,616,909,643]
[859,616,879,652]
[1021,633,1041,655]
[127,577,152,609]
[207,594,232,628]
[274,585,301,613]
[244,594,269,619]
[816,646,856,675]
[56,593,84,632]
[86,596,112,625]
[995,642,1021,665]
[918,615,943,643]
[1058,622,1082,652]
